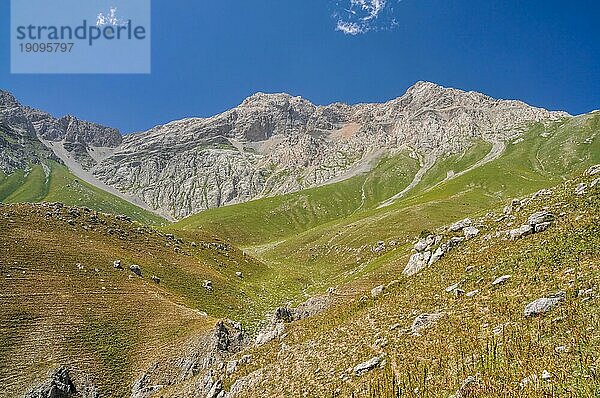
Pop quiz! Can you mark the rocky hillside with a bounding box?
[163,166,600,397]
[0,90,122,173]
[93,82,567,219]
[0,91,57,174]
[0,87,597,396]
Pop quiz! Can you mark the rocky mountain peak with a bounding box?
[0,89,21,108]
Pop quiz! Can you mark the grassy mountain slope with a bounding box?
[0,203,292,397]
[204,168,600,397]
[172,113,599,302]
[173,151,421,246]
[0,160,167,225]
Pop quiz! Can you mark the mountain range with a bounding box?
[0,82,568,220]
[0,83,598,398]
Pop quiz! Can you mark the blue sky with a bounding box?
[0,0,599,133]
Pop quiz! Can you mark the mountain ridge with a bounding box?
[0,83,570,220]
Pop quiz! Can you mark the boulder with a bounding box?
[151,276,160,284]
[462,226,480,239]
[509,224,532,240]
[575,183,587,195]
[586,164,600,176]
[447,236,465,249]
[411,313,444,335]
[113,260,123,269]
[203,280,213,291]
[402,251,431,276]
[445,282,461,293]
[235,271,243,278]
[371,285,385,298]
[524,292,565,317]
[129,264,142,276]
[373,241,386,253]
[492,275,511,285]
[353,356,383,375]
[428,245,446,266]
[449,218,472,232]
[527,211,555,226]
[414,235,436,252]
[534,222,552,233]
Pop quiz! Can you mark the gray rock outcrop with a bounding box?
[403,251,431,276]
[354,356,384,375]
[25,367,76,398]
[524,292,566,317]
[411,313,444,334]
[449,218,472,232]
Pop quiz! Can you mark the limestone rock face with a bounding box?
[1,83,567,219]
[0,91,57,174]
[0,89,121,173]
[91,82,567,219]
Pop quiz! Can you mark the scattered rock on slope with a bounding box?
[449,218,472,232]
[586,164,600,176]
[463,226,480,239]
[354,356,384,375]
[371,285,385,298]
[411,313,445,335]
[414,235,439,252]
[524,292,566,317]
[575,183,587,195]
[527,211,555,226]
[509,224,533,240]
[403,251,431,276]
[492,275,511,285]
[129,264,142,276]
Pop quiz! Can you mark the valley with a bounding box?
[0,85,598,397]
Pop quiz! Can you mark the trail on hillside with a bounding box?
[377,153,437,208]
[377,139,506,208]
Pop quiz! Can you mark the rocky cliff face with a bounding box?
[93,82,568,219]
[0,91,57,174]
[1,83,568,219]
[0,89,122,174]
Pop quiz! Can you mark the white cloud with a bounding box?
[333,0,398,35]
[96,6,127,27]
[336,21,364,35]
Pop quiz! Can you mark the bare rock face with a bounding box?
[92,82,567,219]
[2,83,567,219]
[0,89,121,174]
[0,91,57,174]
[25,109,122,170]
